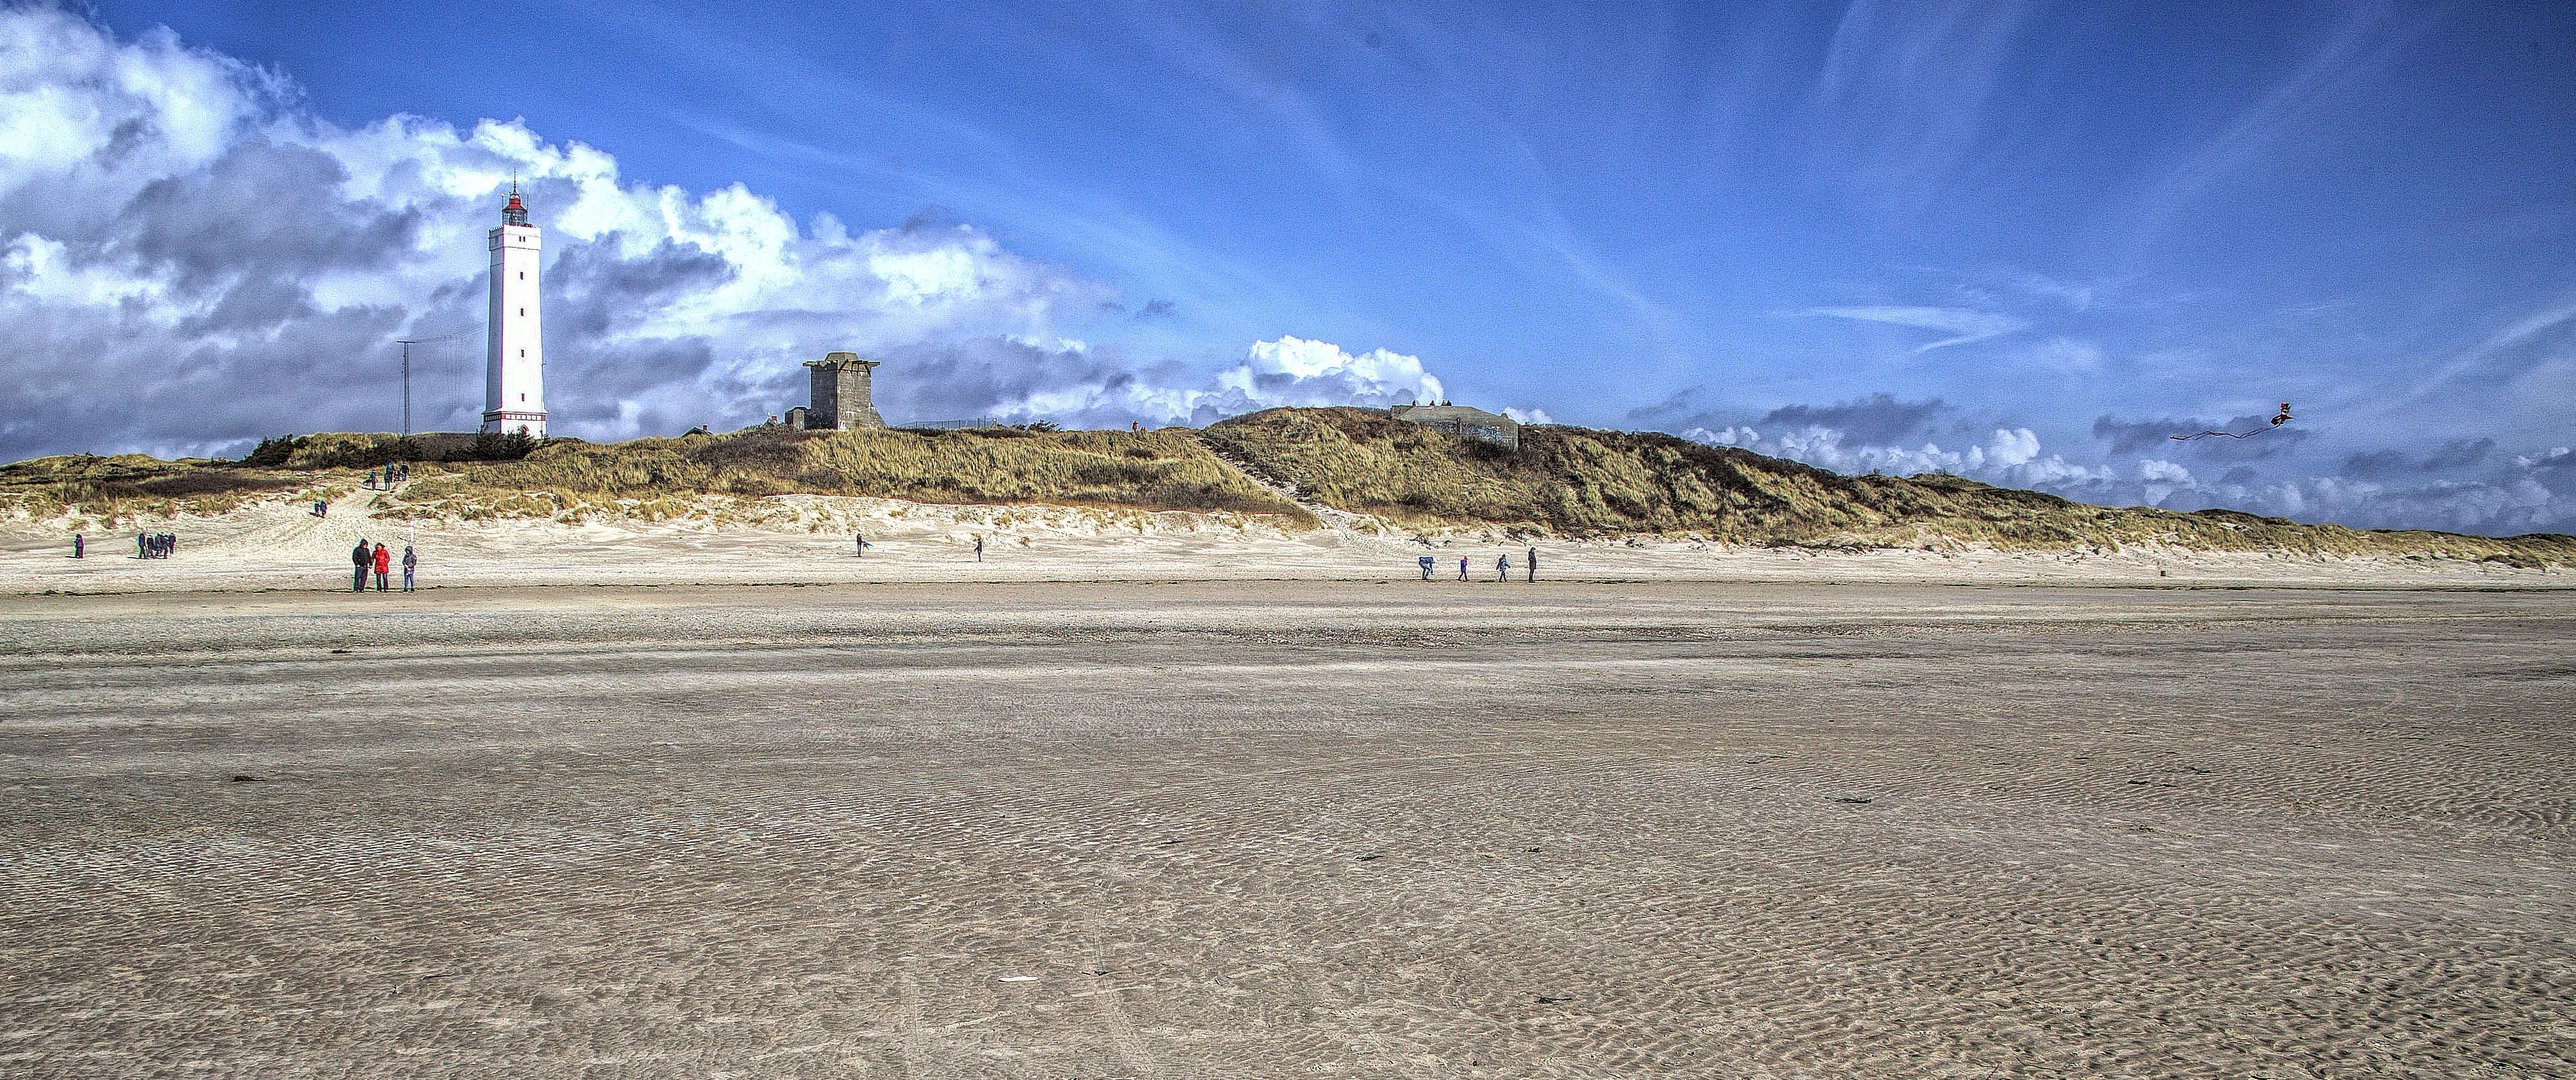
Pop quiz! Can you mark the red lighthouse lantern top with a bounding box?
[501,180,530,227]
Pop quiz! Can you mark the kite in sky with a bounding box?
[2171,403,2293,442]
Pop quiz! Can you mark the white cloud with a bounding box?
[0,7,1380,455]
[1690,412,2576,535]
[1800,305,2028,353]
[1686,421,2108,488]
[2022,336,2105,372]
[1010,335,1454,428]
[2138,459,2193,483]
[1225,336,1444,406]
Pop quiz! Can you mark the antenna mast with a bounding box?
[394,331,473,436]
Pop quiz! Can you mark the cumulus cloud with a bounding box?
[1660,392,2106,488]
[1005,335,1449,428]
[1650,389,2576,535]
[0,9,1462,457]
[1688,419,2107,489]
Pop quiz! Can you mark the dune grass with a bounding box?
[0,453,322,526]
[371,426,1311,524]
[1200,407,2576,563]
[6,412,2570,566]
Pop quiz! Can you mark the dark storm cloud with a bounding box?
[122,139,420,296]
[2092,412,2312,459]
[2088,416,2185,455]
[1628,389,1961,445]
[0,133,442,459]
[1621,387,1724,430]
[1756,392,1954,444]
[871,337,1127,424]
[2425,437,2497,471]
[0,301,411,463]
[543,239,735,341]
[551,338,731,436]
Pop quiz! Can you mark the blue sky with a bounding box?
[8,2,2576,533]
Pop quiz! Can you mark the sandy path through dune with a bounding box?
[2,582,2572,1077]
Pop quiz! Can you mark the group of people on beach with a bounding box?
[1420,547,1539,582]
[852,531,993,561]
[135,532,178,559]
[363,465,409,489]
[348,539,416,592]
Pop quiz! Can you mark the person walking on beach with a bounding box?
[350,538,371,592]
[974,536,984,562]
[855,530,868,558]
[72,534,83,559]
[1527,546,1537,582]
[1496,554,1511,581]
[372,542,391,592]
[1417,555,1436,580]
[401,546,416,592]
[1457,556,1469,581]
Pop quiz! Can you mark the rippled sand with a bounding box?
[3,582,2572,1078]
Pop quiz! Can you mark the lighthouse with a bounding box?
[481,182,546,437]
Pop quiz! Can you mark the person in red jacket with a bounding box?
[372,542,391,592]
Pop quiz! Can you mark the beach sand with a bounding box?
[3,579,2572,1077]
[3,488,2567,594]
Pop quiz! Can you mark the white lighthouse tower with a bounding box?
[481,182,546,437]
